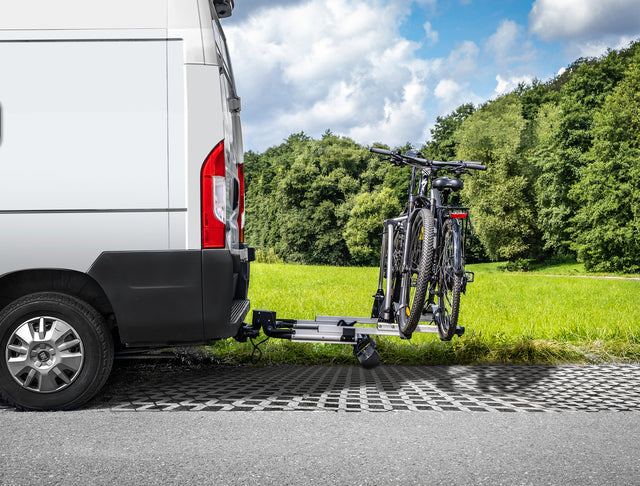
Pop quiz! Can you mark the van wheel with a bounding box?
[0,292,113,410]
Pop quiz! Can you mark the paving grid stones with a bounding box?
[1,363,639,413]
[78,363,640,412]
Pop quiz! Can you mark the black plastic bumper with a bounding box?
[88,247,252,346]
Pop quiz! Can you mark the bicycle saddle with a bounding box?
[433,177,464,191]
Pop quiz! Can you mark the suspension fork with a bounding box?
[399,166,418,281]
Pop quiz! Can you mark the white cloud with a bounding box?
[487,19,520,53]
[529,0,640,41]
[569,35,639,58]
[225,1,537,151]
[434,79,463,102]
[348,78,430,146]
[443,40,480,78]
[494,74,534,95]
[226,0,438,151]
[432,78,476,115]
[424,21,439,45]
[486,20,536,67]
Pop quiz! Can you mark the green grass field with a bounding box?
[207,262,640,365]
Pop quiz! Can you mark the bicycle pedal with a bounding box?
[464,271,474,283]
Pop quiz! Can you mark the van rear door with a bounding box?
[212,16,244,250]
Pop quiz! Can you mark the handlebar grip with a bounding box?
[466,163,487,171]
[370,147,394,156]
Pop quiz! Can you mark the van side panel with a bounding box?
[0,213,170,274]
[0,39,169,211]
[86,248,238,345]
[0,36,173,272]
[0,0,168,30]
[168,39,188,249]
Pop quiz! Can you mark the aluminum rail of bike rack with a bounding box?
[252,310,440,345]
[295,315,440,343]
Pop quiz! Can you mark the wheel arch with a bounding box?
[0,269,115,329]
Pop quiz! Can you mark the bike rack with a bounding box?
[234,150,484,368]
[236,309,465,368]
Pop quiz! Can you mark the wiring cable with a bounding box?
[249,335,269,364]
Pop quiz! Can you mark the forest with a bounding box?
[243,41,640,273]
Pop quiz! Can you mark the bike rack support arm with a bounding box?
[382,220,395,322]
[252,309,294,339]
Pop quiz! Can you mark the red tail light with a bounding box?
[450,212,468,219]
[237,163,245,243]
[201,141,226,248]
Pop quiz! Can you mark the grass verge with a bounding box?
[201,262,640,366]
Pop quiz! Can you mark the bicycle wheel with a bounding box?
[435,218,462,341]
[397,208,434,336]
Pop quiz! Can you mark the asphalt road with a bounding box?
[1,363,639,485]
[0,410,638,485]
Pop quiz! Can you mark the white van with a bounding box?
[0,0,252,410]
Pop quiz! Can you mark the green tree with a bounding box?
[246,133,381,265]
[570,50,640,272]
[424,103,475,160]
[244,132,312,253]
[456,94,540,261]
[530,102,579,255]
[536,48,635,256]
[344,187,402,265]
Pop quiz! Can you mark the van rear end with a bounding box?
[0,0,252,410]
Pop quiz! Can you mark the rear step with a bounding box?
[230,299,251,326]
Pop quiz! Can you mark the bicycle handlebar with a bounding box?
[369,147,395,156]
[369,147,487,171]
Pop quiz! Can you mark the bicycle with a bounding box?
[369,148,486,340]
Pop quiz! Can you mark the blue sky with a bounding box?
[225,0,640,153]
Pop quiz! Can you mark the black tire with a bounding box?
[435,219,462,341]
[0,292,114,411]
[397,208,434,336]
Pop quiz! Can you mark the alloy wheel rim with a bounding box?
[5,316,84,393]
